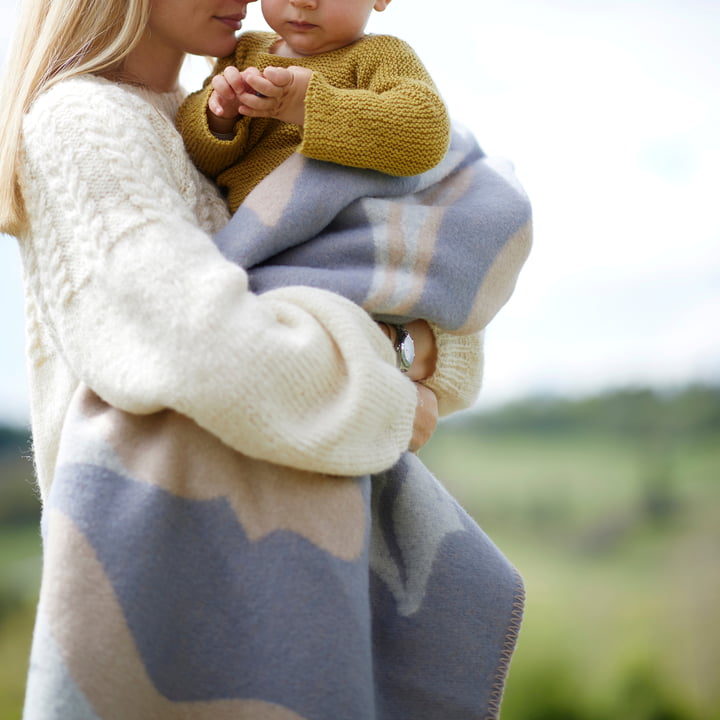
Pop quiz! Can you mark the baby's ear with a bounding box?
[373,0,391,11]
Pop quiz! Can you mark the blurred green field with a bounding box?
[0,524,40,720]
[1,386,718,719]
[420,389,720,720]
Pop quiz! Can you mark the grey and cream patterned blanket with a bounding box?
[24,125,531,719]
[216,123,532,333]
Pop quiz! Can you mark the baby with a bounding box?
[176,0,451,212]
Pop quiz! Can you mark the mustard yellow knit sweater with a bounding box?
[176,32,451,212]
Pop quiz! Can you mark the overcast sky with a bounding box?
[1,0,719,425]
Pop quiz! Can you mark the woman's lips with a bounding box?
[216,15,244,30]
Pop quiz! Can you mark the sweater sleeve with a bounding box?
[423,328,484,416]
[21,80,417,476]
[300,36,451,176]
[176,55,253,178]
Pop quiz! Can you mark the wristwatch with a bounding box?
[390,324,415,373]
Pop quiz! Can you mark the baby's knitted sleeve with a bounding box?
[21,80,418,476]
[176,55,253,178]
[300,36,451,176]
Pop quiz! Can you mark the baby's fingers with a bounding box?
[242,69,287,99]
[208,90,223,116]
[209,75,239,115]
[222,65,251,95]
[261,66,294,89]
[236,92,275,115]
[211,73,233,98]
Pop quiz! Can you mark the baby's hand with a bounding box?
[236,66,313,126]
[207,66,251,135]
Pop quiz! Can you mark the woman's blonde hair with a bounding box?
[0,0,152,236]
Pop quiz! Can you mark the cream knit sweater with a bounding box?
[18,75,481,503]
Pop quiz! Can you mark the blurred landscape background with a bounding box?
[1,385,719,719]
[1,0,719,717]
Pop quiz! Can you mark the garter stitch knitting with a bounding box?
[17,75,482,502]
[177,32,451,212]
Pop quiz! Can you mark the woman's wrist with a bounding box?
[376,319,437,382]
[403,319,437,381]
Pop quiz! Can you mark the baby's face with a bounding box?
[262,0,387,57]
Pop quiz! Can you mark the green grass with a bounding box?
[420,428,720,719]
[421,430,718,535]
[0,525,41,567]
[501,508,720,719]
[0,524,41,614]
[0,603,35,720]
[0,525,40,720]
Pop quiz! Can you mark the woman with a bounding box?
[0,0,479,502]
[1,0,523,718]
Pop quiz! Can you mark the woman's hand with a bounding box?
[378,319,438,382]
[406,320,439,450]
[403,319,437,381]
[377,319,439,451]
[409,383,439,452]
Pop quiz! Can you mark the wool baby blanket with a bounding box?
[24,125,531,720]
[216,123,531,335]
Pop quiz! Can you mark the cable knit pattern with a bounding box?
[18,75,427,501]
[176,32,451,211]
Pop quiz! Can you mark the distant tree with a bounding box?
[444,384,720,441]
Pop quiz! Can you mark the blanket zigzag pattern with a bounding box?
[25,388,524,719]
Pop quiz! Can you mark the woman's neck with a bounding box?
[120,35,184,93]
